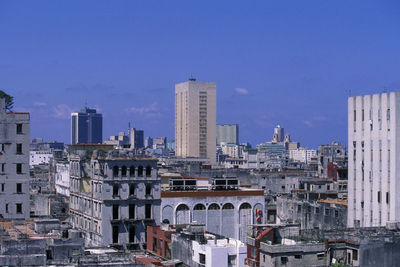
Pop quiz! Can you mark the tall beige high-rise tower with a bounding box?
[175,78,216,163]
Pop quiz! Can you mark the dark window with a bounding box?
[112,205,119,219]
[353,249,358,260]
[152,237,157,252]
[16,203,22,213]
[16,124,23,134]
[386,192,389,204]
[16,164,22,174]
[199,253,206,264]
[129,184,135,196]
[129,204,135,219]
[121,166,127,176]
[112,225,119,244]
[5,203,8,213]
[46,250,53,260]
[145,184,151,195]
[295,254,302,259]
[16,183,22,193]
[16,144,22,154]
[145,166,152,176]
[145,204,151,219]
[129,226,135,243]
[1,163,4,172]
[113,166,119,177]
[281,257,288,264]
[1,144,4,151]
[137,166,143,176]
[129,166,135,176]
[113,184,119,196]
[378,191,381,203]
[1,183,4,192]
[325,208,330,216]
[335,210,339,217]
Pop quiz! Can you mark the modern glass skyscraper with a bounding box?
[71,107,103,144]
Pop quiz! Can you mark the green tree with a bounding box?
[0,90,14,111]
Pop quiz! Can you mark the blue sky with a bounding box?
[1,1,400,148]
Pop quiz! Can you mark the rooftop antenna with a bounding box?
[128,122,131,135]
[383,87,388,94]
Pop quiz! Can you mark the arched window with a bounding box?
[113,166,119,177]
[194,204,206,210]
[129,184,135,196]
[145,166,152,177]
[121,166,127,177]
[129,166,135,177]
[145,184,152,196]
[138,166,143,177]
[208,203,220,210]
[239,203,251,210]
[222,203,234,209]
[176,204,189,211]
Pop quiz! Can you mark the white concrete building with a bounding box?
[289,148,317,164]
[55,162,70,196]
[348,92,400,227]
[0,98,30,219]
[221,143,241,158]
[192,235,246,267]
[175,78,216,164]
[29,151,53,166]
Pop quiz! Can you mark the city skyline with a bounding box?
[2,1,400,148]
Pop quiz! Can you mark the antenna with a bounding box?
[128,122,131,135]
[383,87,388,94]
[189,74,196,81]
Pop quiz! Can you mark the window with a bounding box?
[1,144,4,151]
[129,204,135,219]
[1,183,4,192]
[112,205,119,220]
[5,203,8,213]
[281,257,288,264]
[145,184,152,196]
[352,249,358,261]
[1,163,4,173]
[199,253,206,264]
[129,226,135,243]
[129,184,135,196]
[335,210,339,217]
[16,144,22,154]
[387,192,390,204]
[145,204,151,219]
[16,164,22,174]
[137,166,143,176]
[378,191,381,203]
[129,166,135,176]
[228,255,237,265]
[121,166,127,176]
[16,183,22,193]
[113,166,119,177]
[16,124,22,134]
[295,254,302,259]
[16,203,22,214]
[113,184,119,196]
[145,166,152,177]
[325,208,330,216]
[152,237,157,252]
[112,225,119,244]
[317,253,324,260]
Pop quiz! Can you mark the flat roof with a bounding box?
[161,189,264,198]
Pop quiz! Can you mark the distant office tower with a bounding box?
[145,137,153,149]
[0,98,30,219]
[348,92,400,227]
[153,137,167,149]
[130,128,144,149]
[272,125,284,143]
[71,107,102,144]
[216,124,239,145]
[175,78,216,163]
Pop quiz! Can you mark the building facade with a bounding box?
[69,151,161,249]
[348,92,400,227]
[0,98,30,219]
[175,78,216,163]
[71,107,103,144]
[216,124,239,145]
